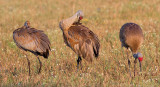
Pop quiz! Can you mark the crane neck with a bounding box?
[60,14,78,31]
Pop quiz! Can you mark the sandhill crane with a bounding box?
[13,21,51,75]
[59,10,100,70]
[119,23,144,77]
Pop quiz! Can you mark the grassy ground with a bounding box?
[0,0,159,86]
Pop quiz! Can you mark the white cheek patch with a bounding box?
[137,52,143,57]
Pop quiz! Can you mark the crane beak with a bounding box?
[139,61,142,72]
[138,57,143,72]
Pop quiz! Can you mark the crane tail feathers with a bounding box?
[93,47,99,58]
[43,49,49,58]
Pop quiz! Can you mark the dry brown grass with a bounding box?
[0,0,159,86]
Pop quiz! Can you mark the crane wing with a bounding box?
[13,28,50,53]
[66,24,100,58]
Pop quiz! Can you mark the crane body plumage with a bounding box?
[59,10,100,69]
[13,21,50,75]
[119,23,144,77]
[120,23,143,53]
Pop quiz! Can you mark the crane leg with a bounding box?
[126,49,131,77]
[37,56,42,74]
[134,59,137,77]
[26,56,31,76]
[77,56,82,71]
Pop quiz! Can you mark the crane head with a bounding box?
[24,21,30,28]
[133,52,143,62]
[76,10,84,21]
[133,52,143,71]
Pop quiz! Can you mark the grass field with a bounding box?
[0,0,160,86]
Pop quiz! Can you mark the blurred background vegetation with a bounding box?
[0,0,159,86]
